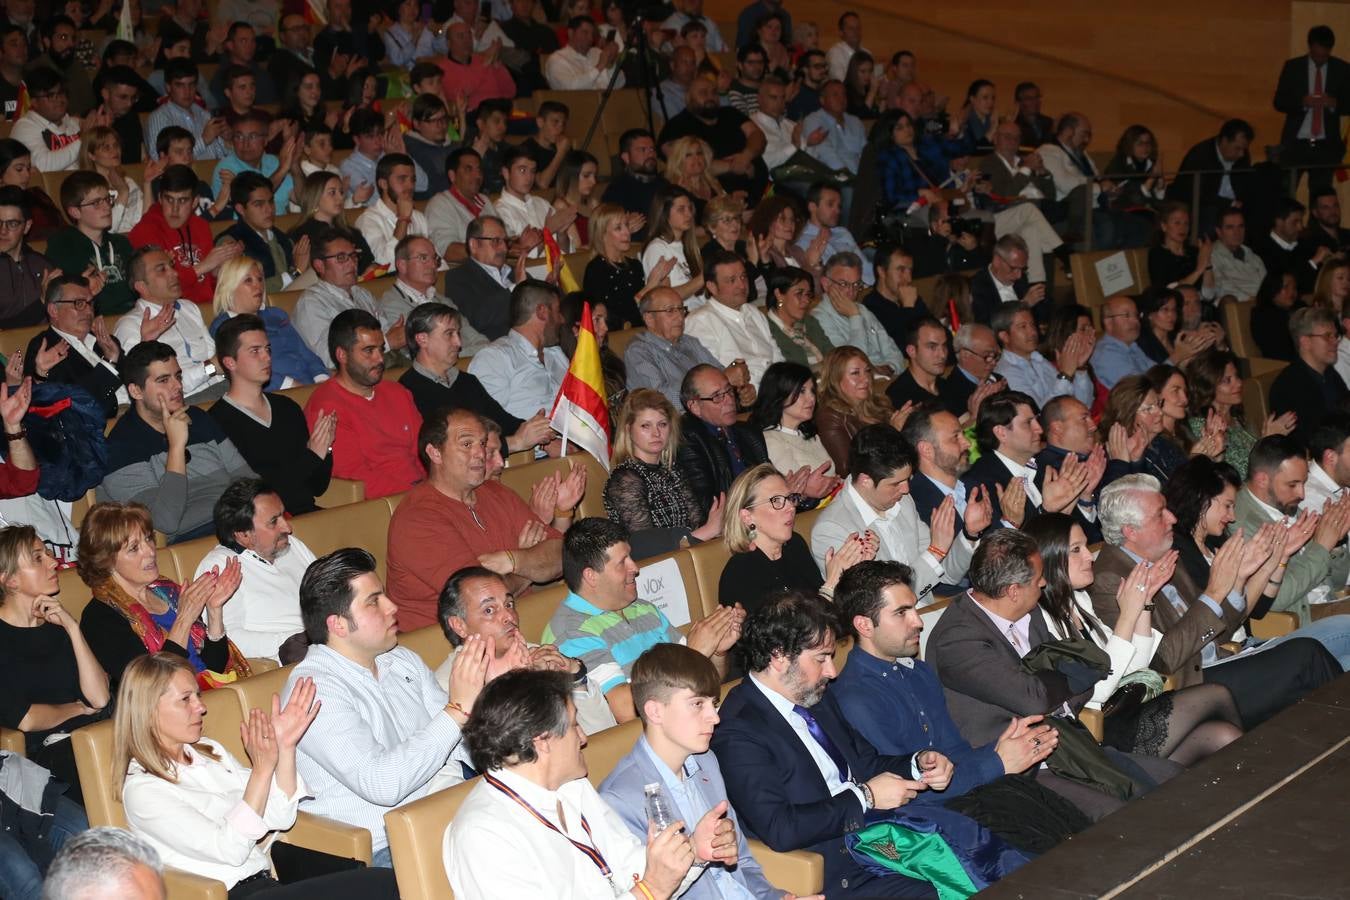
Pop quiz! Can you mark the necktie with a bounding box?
[1314,65,1326,139]
[1006,623,1027,656]
[793,704,849,784]
[719,428,746,476]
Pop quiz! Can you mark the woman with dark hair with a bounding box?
[0,139,63,240]
[559,291,626,417]
[1104,124,1167,211]
[553,149,600,250]
[1148,201,1216,299]
[1042,304,1107,415]
[764,266,834,369]
[961,79,996,148]
[746,195,824,279]
[876,111,947,215]
[1184,348,1296,478]
[1099,375,1169,481]
[1024,513,1245,765]
[1135,287,1185,364]
[1250,270,1304,361]
[641,185,705,305]
[1145,364,1223,477]
[752,362,835,479]
[843,51,880,120]
[279,70,330,139]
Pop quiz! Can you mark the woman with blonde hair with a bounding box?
[700,194,764,301]
[208,256,330,390]
[79,125,151,233]
[582,202,669,330]
[663,136,724,216]
[815,346,908,476]
[0,524,109,801]
[716,463,872,615]
[286,170,376,277]
[1311,254,1350,318]
[77,502,250,691]
[641,185,705,305]
[114,652,399,897]
[605,388,721,557]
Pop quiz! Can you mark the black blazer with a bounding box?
[1166,137,1253,212]
[1274,54,1350,148]
[25,328,123,418]
[1252,232,1320,293]
[443,262,512,341]
[1269,357,1350,444]
[910,472,953,526]
[675,417,768,517]
[711,679,925,897]
[970,267,1036,327]
[960,451,1019,524]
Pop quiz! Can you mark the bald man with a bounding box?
[1089,295,1154,388]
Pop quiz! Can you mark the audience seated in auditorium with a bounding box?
[940,323,1004,415]
[210,256,329,391]
[387,408,566,631]
[814,346,906,477]
[1300,413,1350,512]
[78,500,248,689]
[518,101,570,192]
[379,235,488,355]
[582,203,657,332]
[1254,197,1328,294]
[494,146,567,277]
[444,215,525,343]
[605,388,720,559]
[1036,112,1146,249]
[815,252,904,373]
[677,363,775,512]
[800,80,866,181]
[10,67,87,173]
[859,247,928,362]
[546,15,623,90]
[216,173,304,295]
[543,518,742,723]
[685,250,783,385]
[1304,186,1350,255]
[1269,306,1349,444]
[47,171,137,315]
[286,547,485,868]
[1091,295,1156,389]
[1039,395,1143,541]
[194,479,312,663]
[294,229,402,361]
[1313,255,1350,318]
[601,129,669,242]
[978,121,1057,221]
[1092,474,1343,729]
[1102,124,1168,212]
[435,565,616,735]
[1024,512,1245,765]
[427,148,501,264]
[303,309,422,500]
[764,265,835,369]
[207,22,276,108]
[99,343,254,544]
[129,165,237,307]
[209,314,335,516]
[289,170,377,273]
[993,301,1094,408]
[467,279,569,422]
[437,22,516,114]
[27,274,126,418]
[210,111,295,218]
[750,362,836,482]
[147,60,229,162]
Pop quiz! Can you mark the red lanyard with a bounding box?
[485,773,615,884]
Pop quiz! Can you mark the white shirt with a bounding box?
[285,643,470,853]
[1037,141,1099,203]
[52,327,129,406]
[194,534,315,662]
[445,767,697,899]
[993,152,1045,199]
[640,237,703,308]
[110,181,144,235]
[435,645,618,736]
[989,266,1019,304]
[446,13,514,52]
[993,450,1043,509]
[751,110,800,169]
[1210,242,1267,301]
[113,298,222,396]
[826,40,867,82]
[426,190,498,257]
[545,44,625,91]
[844,480,946,573]
[122,738,305,889]
[467,329,569,419]
[1301,460,1343,514]
[493,190,555,276]
[683,299,783,386]
[10,110,81,172]
[355,200,430,268]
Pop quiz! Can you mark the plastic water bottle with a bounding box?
[643,783,676,832]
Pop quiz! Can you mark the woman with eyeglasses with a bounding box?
[1099,375,1167,480]
[582,203,664,331]
[288,170,376,277]
[79,127,148,234]
[718,463,874,616]
[1183,348,1295,479]
[0,139,63,241]
[815,346,908,476]
[751,361,835,479]
[642,185,705,307]
[700,194,761,303]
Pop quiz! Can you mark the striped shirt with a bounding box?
[543,592,682,693]
[146,101,227,161]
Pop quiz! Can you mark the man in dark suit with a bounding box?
[1013,82,1053,147]
[1270,306,1350,444]
[899,407,975,527]
[1166,118,1256,235]
[1305,186,1350,254]
[1275,25,1350,195]
[26,274,124,418]
[712,590,951,898]
[969,235,1044,327]
[1253,197,1329,293]
[1035,396,1141,542]
[444,215,520,341]
[927,529,1181,821]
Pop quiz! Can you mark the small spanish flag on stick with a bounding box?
[14,82,28,119]
[550,301,611,470]
[303,0,327,26]
[541,227,581,293]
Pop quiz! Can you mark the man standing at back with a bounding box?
[1275,25,1350,195]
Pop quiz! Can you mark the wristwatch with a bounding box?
[853,779,874,810]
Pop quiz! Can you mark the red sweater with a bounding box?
[304,379,425,500]
[128,204,217,305]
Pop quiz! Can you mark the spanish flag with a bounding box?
[14,82,28,120]
[303,0,327,26]
[549,301,611,470]
[541,228,581,293]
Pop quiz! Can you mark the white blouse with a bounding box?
[763,427,834,479]
[1043,591,1164,709]
[123,738,307,889]
[641,237,705,310]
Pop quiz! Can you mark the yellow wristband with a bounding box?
[554,506,576,519]
[505,550,516,573]
[633,880,656,900]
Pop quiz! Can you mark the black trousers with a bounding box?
[1203,636,1342,729]
[228,867,399,900]
[1281,139,1344,195]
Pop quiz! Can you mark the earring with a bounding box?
[747,522,758,539]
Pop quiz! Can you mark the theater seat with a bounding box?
[687,539,732,612]
[384,777,479,900]
[401,624,453,671]
[518,581,570,644]
[288,497,395,582]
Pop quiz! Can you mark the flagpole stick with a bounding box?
[560,415,569,458]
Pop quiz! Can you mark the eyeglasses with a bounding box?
[645,305,686,317]
[1307,331,1339,342]
[697,386,737,404]
[319,251,359,263]
[1138,402,1161,413]
[959,347,1001,364]
[52,298,93,310]
[1104,311,1141,320]
[826,277,866,291]
[471,235,507,245]
[235,133,266,143]
[408,252,442,264]
[748,493,802,511]
[78,195,114,209]
[0,218,23,231]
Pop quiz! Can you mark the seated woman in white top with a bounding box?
[750,361,835,478]
[115,652,399,899]
[640,184,706,308]
[1023,513,1243,767]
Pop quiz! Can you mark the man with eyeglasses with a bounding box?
[992,301,1094,408]
[727,42,766,116]
[10,66,102,172]
[788,49,829,120]
[0,184,52,328]
[295,227,406,361]
[403,94,454,201]
[1090,295,1157,389]
[27,273,126,417]
[268,15,314,99]
[944,324,1004,415]
[211,109,298,215]
[812,252,903,375]
[889,318,1003,426]
[46,171,136,314]
[129,165,242,306]
[355,152,431,269]
[427,147,502,264]
[217,172,307,294]
[379,235,487,357]
[146,58,229,161]
[444,215,526,341]
[970,235,1044,327]
[622,286,726,407]
[1271,306,1350,444]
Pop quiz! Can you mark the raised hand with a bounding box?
[993,715,1057,774]
[529,471,560,524]
[2,351,19,388]
[32,595,75,630]
[556,462,587,511]
[140,301,176,342]
[802,461,839,499]
[1205,530,1244,599]
[929,495,957,554]
[1116,557,1155,621]
[964,484,993,535]
[1042,456,1090,513]
[1282,508,1317,559]
[1237,522,1278,580]
[270,676,320,750]
[994,477,1027,527]
[487,632,532,682]
[518,518,549,549]
[448,633,490,715]
[643,821,696,898]
[691,800,739,864]
[204,557,243,611]
[32,338,69,377]
[889,400,916,432]
[240,707,280,772]
[0,377,30,428]
[1106,422,1131,461]
[691,492,725,541]
[1262,411,1298,437]
[307,410,337,457]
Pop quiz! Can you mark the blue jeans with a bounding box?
[0,795,88,900]
[370,845,393,869]
[1257,613,1350,671]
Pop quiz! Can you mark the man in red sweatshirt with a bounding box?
[129,164,241,305]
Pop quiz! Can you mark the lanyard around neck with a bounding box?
[484,773,615,886]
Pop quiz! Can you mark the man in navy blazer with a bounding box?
[711,591,951,898]
[899,407,977,528]
[1275,25,1350,195]
[599,644,784,900]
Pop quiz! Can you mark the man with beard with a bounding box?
[467,279,568,422]
[658,76,768,204]
[302,308,422,500]
[96,66,147,164]
[1304,186,1350,255]
[28,16,93,116]
[386,408,562,630]
[901,406,1019,531]
[600,129,668,242]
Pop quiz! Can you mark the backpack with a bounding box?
[24,381,109,502]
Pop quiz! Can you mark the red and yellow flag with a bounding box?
[14,82,28,120]
[549,301,611,469]
[303,0,327,26]
[541,228,581,293]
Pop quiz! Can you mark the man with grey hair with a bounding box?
[379,235,488,357]
[444,215,525,342]
[1270,305,1350,443]
[42,827,166,900]
[993,301,1094,407]
[942,323,1005,418]
[624,285,731,407]
[468,278,569,421]
[971,234,1044,326]
[1092,472,1342,728]
[811,251,904,373]
[1089,295,1155,388]
[927,527,1180,821]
